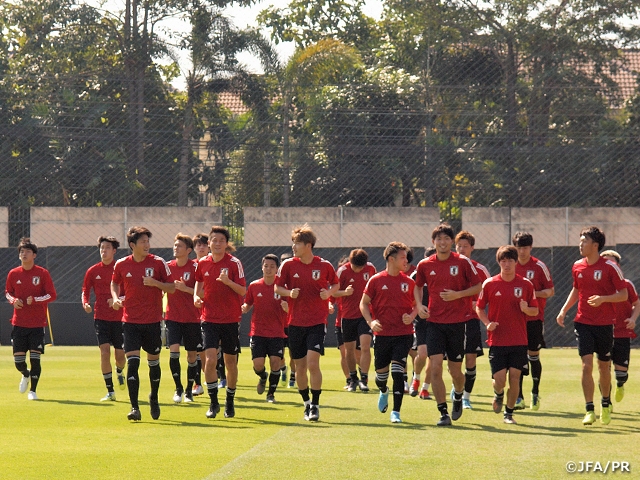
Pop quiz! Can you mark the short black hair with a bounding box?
[98,236,120,250]
[349,249,368,268]
[127,226,151,250]
[262,254,280,267]
[432,223,455,241]
[383,242,409,261]
[18,237,37,254]
[512,231,533,247]
[496,245,518,262]
[580,226,606,252]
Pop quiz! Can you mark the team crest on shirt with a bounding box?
[450,266,459,276]
[274,293,281,300]
[145,268,154,277]
[183,272,190,281]
[220,268,229,276]
[364,273,370,281]
[32,276,40,286]
[594,270,602,281]
[514,287,523,298]
[526,270,535,280]
[400,283,409,293]
[312,270,321,280]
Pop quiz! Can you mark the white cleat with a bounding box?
[19,376,30,394]
[27,391,39,400]
[100,392,116,402]
[173,391,183,403]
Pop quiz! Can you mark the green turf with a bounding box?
[0,346,638,479]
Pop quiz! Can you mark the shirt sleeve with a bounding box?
[476,282,488,310]
[5,272,16,304]
[415,262,426,288]
[245,284,255,306]
[232,259,246,287]
[327,265,339,285]
[537,261,554,289]
[274,262,288,288]
[35,270,57,304]
[82,268,92,305]
[112,263,123,284]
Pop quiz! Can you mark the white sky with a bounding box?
[90,0,384,89]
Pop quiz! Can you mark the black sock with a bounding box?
[615,370,628,387]
[494,390,504,400]
[104,372,114,393]
[226,387,236,403]
[148,359,161,399]
[464,366,477,394]
[311,389,321,405]
[280,364,287,373]
[375,371,389,392]
[186,361,197,394]
[505,406,514,415]
[299,387,310,403]
[29,352,41,392]
[208,382,219,405]
[254,367,268,381]
[518,373,524,399]
[349,370,358,382]
[529,355,542,395]
[14,355,29,377]
[403,371,408,383]
[116,365,124,375]
[586,401,595,412]
[195,356,202,385]
[361,373,368,383]
[127,356,140,409]
[602,396,611,408]
[169,352,182,391]
[391,367,404,413]
[290,371,296,381]
[268,371,280,395]
[437,402,448,415]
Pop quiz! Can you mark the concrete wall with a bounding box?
[30,207,222,248]
[244,207,440,247]
[0,207,7,248]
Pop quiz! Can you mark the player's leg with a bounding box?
[358,329,372,392]
[504,367,521,424]
[220,323,240,418]
[266,339,284,402]
[415,344,431,399]
[374,336,391,415]
[142,323,162,420]
[99,342,116,400]
[463,319,483,408]
[492,368,507,415]
[528,348,541,409]
[446,323,466,421]
[166,321,184,402]
[13,326,31,395]
[202,322,221,418]
[336,326,349,389]
[388,335,414,423]
[612,338,630,402]
[122,323,142,420]
[344,341,358,391]
[251,337,268,394]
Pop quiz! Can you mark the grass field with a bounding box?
[0,346,638,479]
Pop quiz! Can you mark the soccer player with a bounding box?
[191,232,209,397]
[275,224,339,422]
[512,231,554,410]
[194,226,246,419]
[599,250,640,404]
[6,237,57,400]
[414,224,481,426]
[82,236,125,402]
[111,226,174,421]
[409,246,435,400]
[360,242,417,423]
[556,226,628,426]
[335,249,376,393]
[280,252,296,388]
[476,245,538,424]
[242,254,288,403]
[165,233,201,404]
[454,231,491,409]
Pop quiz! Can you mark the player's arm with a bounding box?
[520,300,538,317]
[5,275,23,309]
[193,280,204,307]
[143,276,176,293]
[275,284,299,299]
[440,282,481,301]
[320,283,339,300]
[587,288,628,307]
[556,287,579,327]
[173,278,194,295]
[82,270,93,313]
[536,287,554,299]
[625,298,640,330]
[241,302,253,314]
[32,272,56,304]
[110,281,123,308]
[475,300,498,331]
[333,285,354,297]
[414,284,428,318]
[360,293,381,333]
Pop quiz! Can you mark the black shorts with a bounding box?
[425,322,466,362]
[574,323,613,361]
[612,337,631,368]
[11,326,46,354]
[288,324,326,360]
[94,319,124,349]
[123,322,162,355]
[341,317,372,343]
[335,325,344,348]
[412,318,428,350]
[283,327,290,349]
[464,318,484,357]
[374,335,414,370]
[250,336,285,360]
[526,320,546,351]
[488,345,528,376]
[202,322,241,355]
[166,320,202,352]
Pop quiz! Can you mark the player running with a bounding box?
[191,232,209,397]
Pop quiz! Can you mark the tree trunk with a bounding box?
[282,91,291,207]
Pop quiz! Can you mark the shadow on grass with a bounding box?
[39,399,115,407]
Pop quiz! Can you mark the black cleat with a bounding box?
[308,405,320,421]
[127,408,142,421]
[452,399,463,421]
[149,394,160,420]
[266,394,275,403]
[224,399,235,418]
[206,403,220,419]
[304,403,311,421]
[436,413,452,426]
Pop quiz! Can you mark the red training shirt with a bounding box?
[6,265,57,328]
[194,253,245,324]
[515,255,554,322]
[336,262,377,320]
[82,261,123,322]
[363,270,415,337]
[165,259,200,324]
[245,278,287,338]
[613,279,638,340]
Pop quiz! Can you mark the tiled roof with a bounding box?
[616,49,640,104]
[217,91,250,116]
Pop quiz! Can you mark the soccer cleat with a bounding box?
[266,393,275,403]
[600,404,612,425]
[19,375,29,394]
[419,388,432,400]
[403,381,409,395]
[378,390,389,413]
[184,393,194,403]
[582,411,596,425]
[308,405,320,421]
[358,380,369,393]
[117,370,126,390]
[303,403,311,421]
[101,392,117,402]
[390,411,402,423]
[149,394,160,420]
[409,379,420,397]
[343,379,350,390]
[288,377,295,388]
[492,395,503,414]
[452,399,463,421]
[219,379,227,388]
[280,367,288,387]
[192,384,204,396]
[224,400,235,418]
[530,394,541,411]
[436,413,452,426]
[127,408,142,421]
[462,398,472,409]
[347,379,358,392]
[503,414,517,424]
[173,390,183,403]
[514,397,525,410]
[615,384,625,403]
[27,391,39,401]
[206,403,220,419]
[257,379,267,395]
